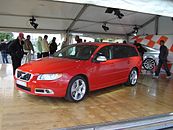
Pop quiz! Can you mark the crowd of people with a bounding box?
[0,33,85,75]
[35,35,59,58]
[0,32,59,75]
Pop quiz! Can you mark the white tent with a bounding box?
[0,0,173,37]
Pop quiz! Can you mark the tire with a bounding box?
[125,68,138,86]
[65,76,87,102]
[143,58,156,71]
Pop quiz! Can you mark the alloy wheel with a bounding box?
[130,69,138,85]
[71,79,86,101]
[143,58,156,70]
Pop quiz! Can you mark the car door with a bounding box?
[89,45,117,90]
[111,45,130,83]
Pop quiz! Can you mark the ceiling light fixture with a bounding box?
[102,23,109,32]
[105,8,114,14]
[105,8,124,19]
[132,25,139,36]
[133,25,138,33]
[114,8,124,19]
[29,16,38,29]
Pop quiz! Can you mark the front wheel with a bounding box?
[143,58,156,70]
[125,68,138,86]
[65,76,87,102]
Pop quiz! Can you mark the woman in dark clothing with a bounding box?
[49,37,58,55]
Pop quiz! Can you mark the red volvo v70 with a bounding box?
[15,43,142,102]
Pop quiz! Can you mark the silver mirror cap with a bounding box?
[96,56,107,62]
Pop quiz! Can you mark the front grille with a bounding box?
[16,84,31,92]
[16,70,32,81]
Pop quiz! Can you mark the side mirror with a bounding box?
[96,56,107,62]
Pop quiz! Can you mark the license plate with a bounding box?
[16,80,27,87]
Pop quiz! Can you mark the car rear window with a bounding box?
[126,46,139,57]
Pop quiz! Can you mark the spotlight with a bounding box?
[29,16,38,29]
[114,8,124,19]
[105,8,124,19]
[102,23,109,32]
[30,22,38,29]
[105,8,114,13]
[131,25,138,36]
[29,16,36,22]
[133,32,137,36]
[133,26,138,33]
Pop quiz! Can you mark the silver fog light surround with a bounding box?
[35,88,54,94]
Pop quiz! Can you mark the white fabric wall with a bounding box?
[159,17,173,35]
[138,21,155,35]
[138,16,173,35]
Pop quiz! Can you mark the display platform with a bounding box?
[0,64,173,130]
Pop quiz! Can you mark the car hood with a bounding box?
[144,51,159,56]
[18,57,81,74]
[145,51,159,54]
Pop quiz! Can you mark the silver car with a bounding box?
[142,45,173,71]
[142,45,159,70]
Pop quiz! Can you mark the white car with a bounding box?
[142,45,173,71]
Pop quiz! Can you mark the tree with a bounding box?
[0,32,14,41]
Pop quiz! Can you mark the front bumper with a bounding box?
[15,76,68,97]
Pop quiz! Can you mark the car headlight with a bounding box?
[37,73,62,80]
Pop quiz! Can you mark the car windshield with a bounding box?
[53,44,98,60]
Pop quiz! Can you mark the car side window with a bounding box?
[96,46,112,60]
[112,45,128,59]
[126,46,138,57]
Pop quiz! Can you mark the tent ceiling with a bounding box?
[56,0,173,17]
[0,0,171,36]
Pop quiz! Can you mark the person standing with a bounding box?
[8,32,25,75]
[36,36,42,58]
[23,35,34,62]
[49,37,58,55]
[75,35,82,43]
[153,40,171,79]
[136,43,146,59]
[0,39,9,64]
[133,40,138,46]
[123,40,127,44]
[61,38,68,49]
[41,35,49,57]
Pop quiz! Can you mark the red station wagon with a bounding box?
[15,42,142,102]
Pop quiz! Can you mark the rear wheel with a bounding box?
[65,76,87,102]
[126,68,138,86]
